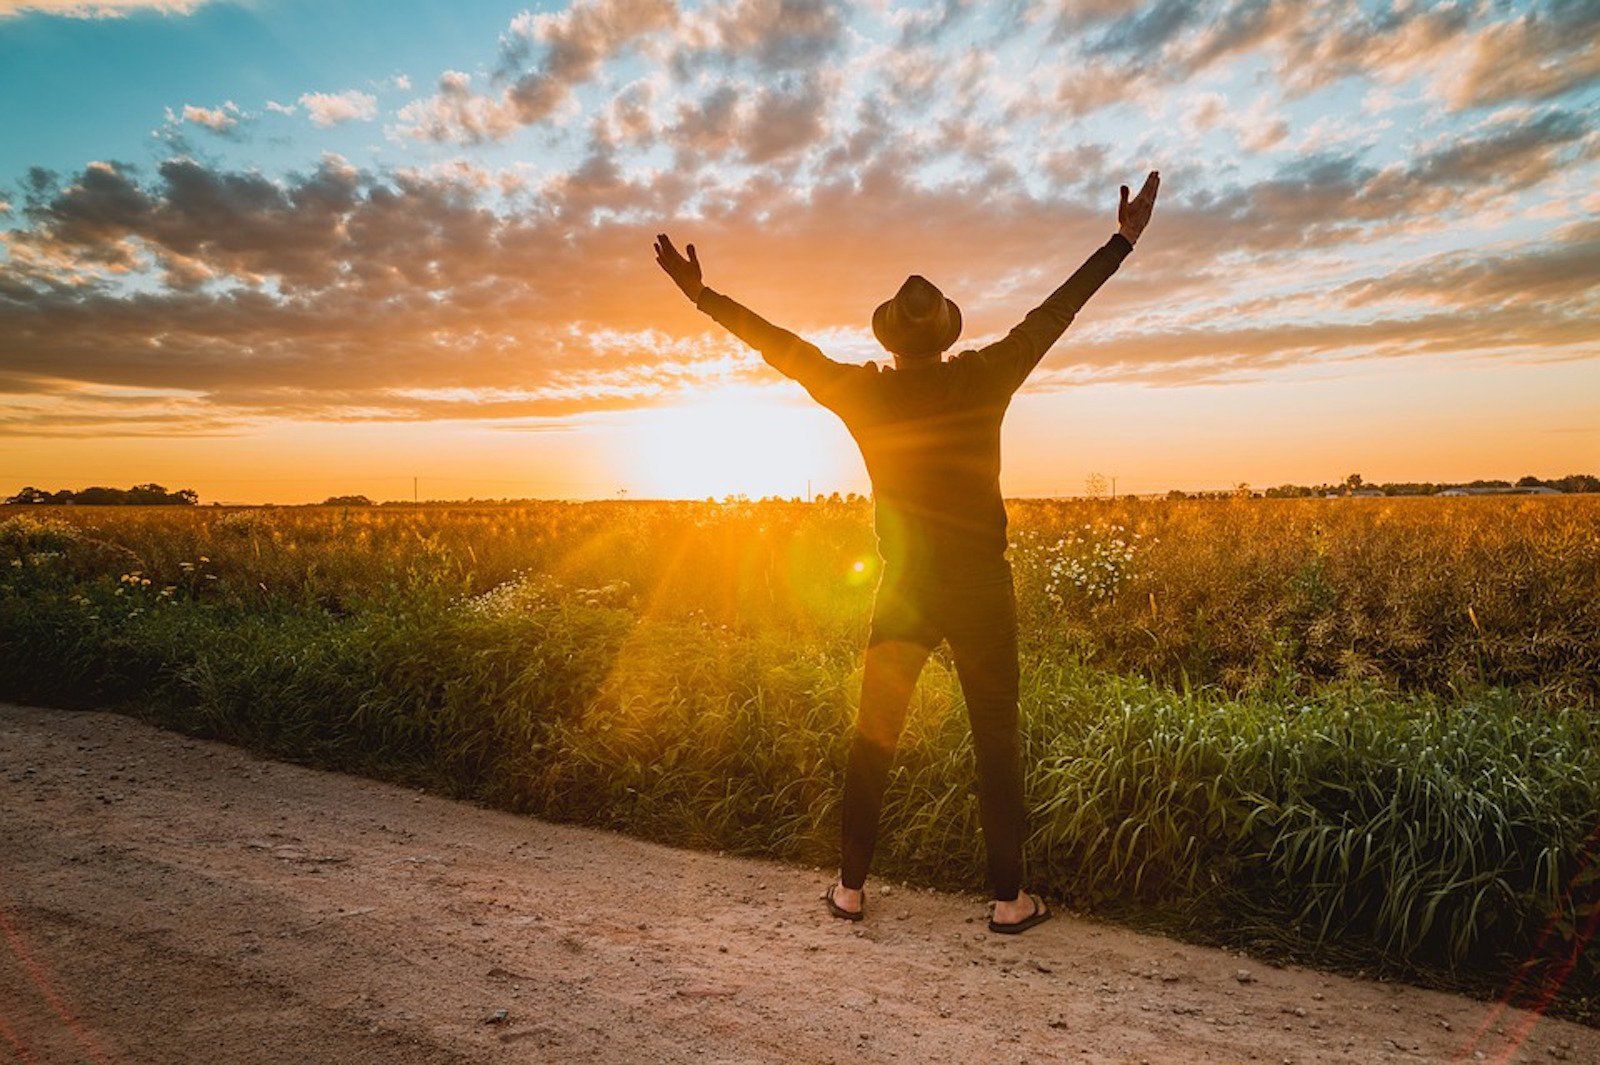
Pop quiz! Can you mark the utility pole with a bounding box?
[1111,476,1117,500]
[413,476,418,504]
[806,479,812,503]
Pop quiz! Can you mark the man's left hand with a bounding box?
[1117,171,1160,245]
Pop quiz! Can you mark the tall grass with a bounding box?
[17,495,1597,700]
[1,499,1596,1011]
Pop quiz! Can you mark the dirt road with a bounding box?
[1,704,1593,1064]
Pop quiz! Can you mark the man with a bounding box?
[654,171,1159,933]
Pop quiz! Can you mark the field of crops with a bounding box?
[2,496,1597,1013]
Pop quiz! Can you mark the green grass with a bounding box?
[1,502,1597,1019]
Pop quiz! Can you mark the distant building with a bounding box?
[1439,485,1563,497]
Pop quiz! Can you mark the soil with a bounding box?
[2,703,1594,1064]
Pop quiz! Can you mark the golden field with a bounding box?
[3,495,1597,1014]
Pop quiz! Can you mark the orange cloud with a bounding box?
[0,0,207,17]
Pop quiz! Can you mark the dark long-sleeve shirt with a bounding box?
[696,233,1133,578]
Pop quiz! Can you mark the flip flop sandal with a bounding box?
[988,893,1051,935]
[825,883,864,922]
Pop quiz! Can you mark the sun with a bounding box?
[629,387,853,500]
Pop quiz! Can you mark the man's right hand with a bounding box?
[1117,171,1160,245]
[654,233,704,302]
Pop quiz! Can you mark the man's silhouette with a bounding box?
[655,171,1160,932]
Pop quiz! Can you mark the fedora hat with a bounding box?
[872,275,962,357]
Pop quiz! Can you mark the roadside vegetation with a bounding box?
[2,497,1596,1017]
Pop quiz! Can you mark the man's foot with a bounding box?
[825,882,864,920]
[989,891,1051,934]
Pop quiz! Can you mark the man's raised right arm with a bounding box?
[654,233,857,401]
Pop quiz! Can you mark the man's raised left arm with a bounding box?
[968,171,1159,394]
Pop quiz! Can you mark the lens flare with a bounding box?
[845,555,878,587]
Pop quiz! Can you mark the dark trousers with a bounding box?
[839,561,1025,900]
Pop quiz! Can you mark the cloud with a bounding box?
[748,104,821,164]
[589,79,659,150]
[176,101,243,134]
[1069,0,1600,112]
[1146,106,1597,258]
[0,0,208,17]
[399,0,676,143]
[396,0,845,145]
[503,0,676,120]
[891,0,976,47]
[662,72,832,163]
[680,0,847,73]
[395,71,522,145]
[1181,91,1289,153]
[1339,220,1600,310]
[3,119,1596,437]
[298,89,379,127]
[1088,0,1205,56]
[1424,2,1600,109]
[1353,108,1596,222]
[1036,303,1599,388]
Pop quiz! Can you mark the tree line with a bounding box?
[6,475,1595,508]
[1151,473,1599,501]
[5,484,199,506]
[1252,473,1599,499]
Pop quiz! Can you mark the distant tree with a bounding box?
[3,483,197,506]
[1553,474,1599,494]
[1343,473,1364,493]
[323,495,374,506]
[126,483,174,504]
[1164,489,1189,501]
[73,486,121,505]
[1516,475,1544,488]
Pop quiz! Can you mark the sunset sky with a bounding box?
[1,0,1596,502]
